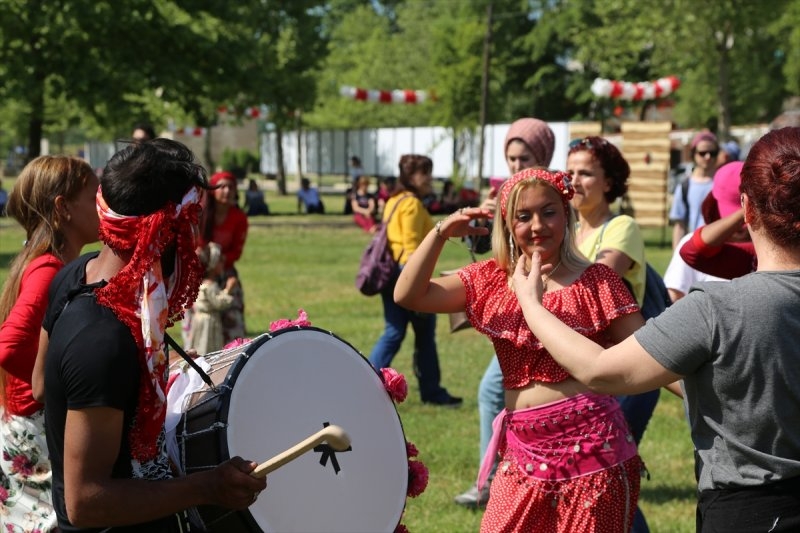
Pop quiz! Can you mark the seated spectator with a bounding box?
[297,178,325,214]
[351,175,377,232]
[243,178,269,216]
[376,176,397,218]
[458,184,480,208]
[439,180,460,214]
[421,191,439,213]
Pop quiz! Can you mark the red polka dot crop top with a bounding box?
[458,261,639,389]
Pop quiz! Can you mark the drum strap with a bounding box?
[165,333,219,393]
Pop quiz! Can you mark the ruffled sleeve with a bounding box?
[458,260,639,388]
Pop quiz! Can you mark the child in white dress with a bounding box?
[186,243,238,355]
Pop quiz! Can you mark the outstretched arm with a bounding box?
[512,252,681,395]
[394,207,492,314]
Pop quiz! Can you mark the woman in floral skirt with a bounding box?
[0,156,99,531]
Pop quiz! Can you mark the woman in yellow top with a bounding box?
[569,137,645,305]
[368,154,462,407]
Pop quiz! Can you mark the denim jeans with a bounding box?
[478,356,504,461]
[368,277,449,403]
[616,390,660,447]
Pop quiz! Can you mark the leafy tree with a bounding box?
[767,0,800,100]
[642,0,786,135]
[0,0,325,164]
[519,0,789,135]
[306,3,434,130]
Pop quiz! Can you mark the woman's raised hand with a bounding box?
[437,207,493,240]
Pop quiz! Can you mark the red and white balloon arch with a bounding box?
[339,85,433,104]
[591,76,680,101]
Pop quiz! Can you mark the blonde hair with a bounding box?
[0,156,95,403]
[492,178,590,279]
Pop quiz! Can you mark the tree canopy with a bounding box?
[0,0,797,161]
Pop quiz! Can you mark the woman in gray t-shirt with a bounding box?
[511,127,800,533]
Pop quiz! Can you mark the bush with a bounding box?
[220,148,260,181]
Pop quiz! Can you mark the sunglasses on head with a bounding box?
[568,137,609,149]
[696,150,719,158]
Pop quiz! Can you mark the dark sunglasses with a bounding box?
[696,150,719,158]
[568,137,609,149]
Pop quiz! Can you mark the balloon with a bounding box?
[590,76,680,100]
[340,86,432,104]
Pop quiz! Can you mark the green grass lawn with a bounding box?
[0,201,696,532]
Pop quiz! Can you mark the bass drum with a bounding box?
[173,327,408,532]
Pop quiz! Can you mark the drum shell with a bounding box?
[178,347,262,530]
[174,327,409,533]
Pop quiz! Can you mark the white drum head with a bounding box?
[226,328,408,532]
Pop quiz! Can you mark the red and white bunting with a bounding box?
[175,127,207,137]
[590,76,680,101]
[216,105,268,119]
[339,85,432,104]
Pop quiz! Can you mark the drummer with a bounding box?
[42,139,266,532]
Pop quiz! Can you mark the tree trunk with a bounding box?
[716,29,733,139]
[27,70,45,161]
[276,127,286,195]
[296,110,304,184]
[476,1,493,189]
[27,116,43,161]
[204,128,214,173]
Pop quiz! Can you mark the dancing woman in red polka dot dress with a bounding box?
[395,167,645,532]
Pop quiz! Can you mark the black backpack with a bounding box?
[640,263,671,320]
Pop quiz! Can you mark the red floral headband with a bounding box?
[499,167,574,219]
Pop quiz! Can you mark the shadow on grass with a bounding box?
[0,252,18,267]
[641,483,696,505]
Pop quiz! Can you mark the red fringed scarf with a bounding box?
[94,186,203,463]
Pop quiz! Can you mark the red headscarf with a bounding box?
[94,186,203,462]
